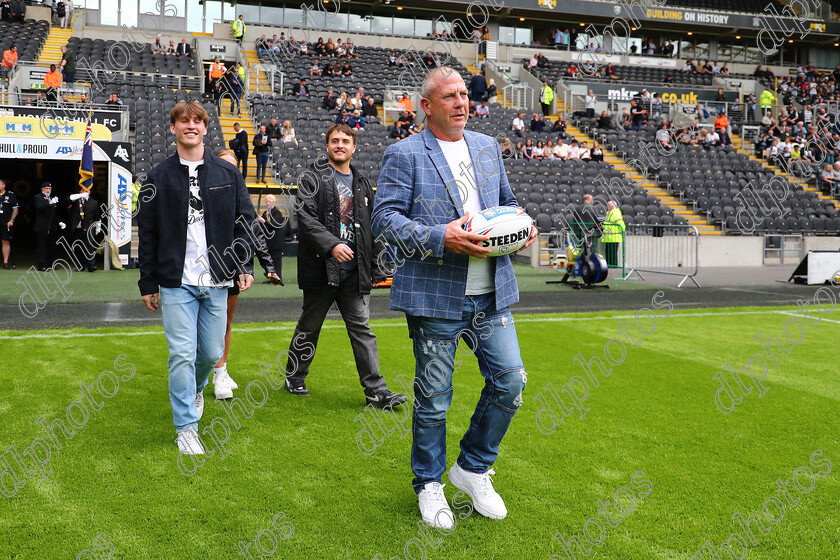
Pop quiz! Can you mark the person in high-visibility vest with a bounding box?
[231,15,246,43]
[602,200,625,267]
[539,81,554,116]
[44,63,62,102]
[759,88,776,119]
[209,57,224,89]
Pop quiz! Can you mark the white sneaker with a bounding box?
[448,463,507,519]
[418,482,455,530]
[195,390,204,420]
[215,366,239,390]
[175,429,205,455]
[213,370,234,400]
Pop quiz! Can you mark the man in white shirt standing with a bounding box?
[138,101,273,456]
[585,89,596,118]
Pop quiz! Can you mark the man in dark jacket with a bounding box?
[137,100,276,456]
[282,123,406,409]
[468,71,486,103]
[10,0,24,23]
[32,182,61,271]
[260,194,289,284]
[253,124,272,183]
[229,122,248,178]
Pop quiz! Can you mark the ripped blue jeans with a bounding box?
[405,293,527,493]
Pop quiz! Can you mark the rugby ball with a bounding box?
[463,206,534,256]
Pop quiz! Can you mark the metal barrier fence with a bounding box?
[624,223,701,288]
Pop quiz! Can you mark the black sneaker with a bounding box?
[2,263,10,270]
[365,389,407,409]
[286,378,310,396]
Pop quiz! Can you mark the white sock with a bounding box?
[213,365,226,377]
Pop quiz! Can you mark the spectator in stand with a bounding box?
[476,101,490,119]
[1,45,17,82]
[501,138,515,159]
[468,71,487,103]
[340,61,353,76]
[533,140,545,160]
[335,92,349,111]
[10,0,24,23]
[597,111,612,129]
[44,64,62,102]
[552,114,567,138]
[387,51,398,66]
[292,78,310,97]
[153,36,165,53]
[309,58,322,77]
[176,38,191,57]
[256,35,270,57]
[530,113,546,132]
[544,139,555,160]
[348,110,366,129]
[585,89,596,118]
[265,117,282,140]
[335,109,350,126]
[591,141,604,162]
[105,92,123,105]
[568,140,581,160]
[528,54,538,68]
[514,141,525,158]
[682,59,696,73]
[398,92,414,113]
[714,88,727,114]
[323,63,334,77]
[565,64,578,78]
[714,113,731,145]
[468,100,478,119]
[522,139,535,159]
[362,97,378,120]
[537,53,549,67]
[166,40,176,55]
[253,124,272,183]
[211,80,224,111]
[350,92,364,111]
[281,120,297,145]
[554,138,570,160]
[322,89,336,111]
[512,112,525,137]
[630,99,646,131]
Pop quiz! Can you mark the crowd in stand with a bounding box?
[0,0,26,23]
[545,28,678,56]
[152,36,194,56]
[256,34,360,59]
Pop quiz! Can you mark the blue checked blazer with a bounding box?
[372,127,519,319]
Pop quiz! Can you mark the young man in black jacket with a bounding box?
[283,123,406,409]
[137,101,277,456]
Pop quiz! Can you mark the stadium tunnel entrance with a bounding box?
[2,159,110,269]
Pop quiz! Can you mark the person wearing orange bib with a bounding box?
[44,64,62,102]
[209,58,225,89]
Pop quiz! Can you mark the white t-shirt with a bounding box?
[436,137,494,295]
[512,117,524,131]
[181,158,232,288]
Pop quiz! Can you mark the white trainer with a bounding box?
[195,390,204,420]
[418,482,455,530]
[175,429,205,455]
[448,463,507,519]
[213,370,234,400]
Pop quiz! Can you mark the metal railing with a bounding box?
[501,83,533,111]
[623,223,701,288]
[762,234,802,265]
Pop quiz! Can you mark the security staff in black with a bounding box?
[283,123,406,409]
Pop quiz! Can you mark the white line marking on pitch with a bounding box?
[0,309,810,340]
[777,311,840,324]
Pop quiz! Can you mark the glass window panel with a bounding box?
[718,43,732,61]
[83,0,100,9]
[235,3,259,22]
[498,25,514,44]
[186,0,202,32]
[624,37,641,55]
[415,18,431,37]
[166,0,185,19]
[515,27,531,45]
[393,16,413,36]
[99,0,118,25]
[324,11,347,31]
[371,16,391,34]
[435,19,452,34]
[745,45,761,65]
[139,0,157,15]
[349,13,370,33]
[121,0,137,28]
[283,7,301,25]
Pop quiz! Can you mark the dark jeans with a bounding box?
[405,293,526,493]
[285,271,386,393]
[585,108,595,118]
[256,151,269,181]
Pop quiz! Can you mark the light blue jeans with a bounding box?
[160,285,227,432]
[405,293,527,493]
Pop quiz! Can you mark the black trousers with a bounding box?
[236,151,248,178]
[72,228,96,269]
[285,270,386,392]
[268,248,283,278]
[604,242,619,267]
[35,231,54,269]
[541,103,551,116]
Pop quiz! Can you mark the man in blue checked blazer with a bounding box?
[372,66,537,529]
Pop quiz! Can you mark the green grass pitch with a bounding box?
[0,305,838,559]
